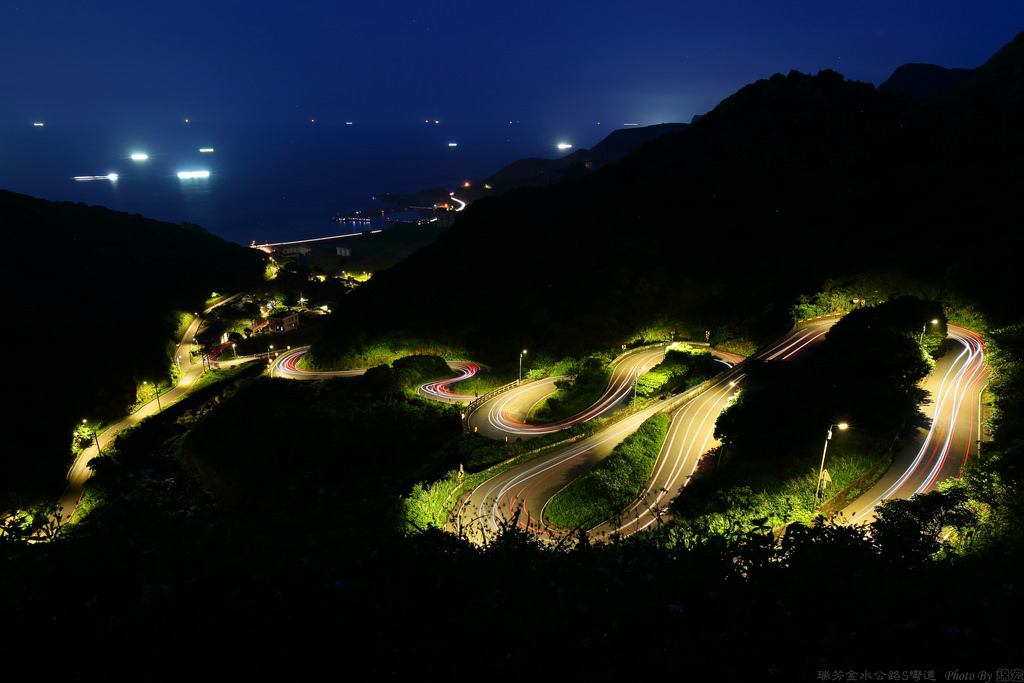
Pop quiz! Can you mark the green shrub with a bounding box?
[545,413,670,530]
[528,356,610,423]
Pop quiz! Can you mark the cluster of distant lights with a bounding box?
[50,111,629,188]
[66,145,214,181]
[37,120,218,180]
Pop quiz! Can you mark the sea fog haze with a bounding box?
[1,119,595,246]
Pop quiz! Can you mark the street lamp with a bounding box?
[519,349,527,384]
[143,381,162,412]
[920,319,939,344]
[81,419,102,456]
[815,423,848,509]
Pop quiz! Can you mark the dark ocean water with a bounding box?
[1,119,592,246]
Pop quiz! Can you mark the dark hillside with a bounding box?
[878,63,976,100]
[468,122,689,195]
[311,51,1023,365]
[3,191,266,501]
[920,30,1024,325]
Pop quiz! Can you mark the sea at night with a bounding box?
[1,118,600,246]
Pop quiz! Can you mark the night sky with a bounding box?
[5,1,1022,130]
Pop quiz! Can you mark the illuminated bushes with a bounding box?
[302,335,468,371]
[545,413,670,530]
[635,346,716,398]
[528,355,611,424]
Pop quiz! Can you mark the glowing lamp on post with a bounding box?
[143,381,162,412]
[815,423,848,509]
[81,419,102,456]
[519,349,527,384]
[920,319,939,344]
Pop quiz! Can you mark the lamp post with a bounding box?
[81,419,102,456]
[518,349,527,384]
[920,319,939,344]
[815,423,848,509]
[633,369,639,411]
[143,381,162,412]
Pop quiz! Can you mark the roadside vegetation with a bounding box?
[668,296,945,534]
[672,447,891,535]
[439,369,502,396]
[527,354,612,423]
[402,419,602,532]
[635,345,716,398]
[299,334,471,371]
[545,413,670,530]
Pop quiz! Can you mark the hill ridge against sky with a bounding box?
[877,63,977,100]
[309,33,1023,364]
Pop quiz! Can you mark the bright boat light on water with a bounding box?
[33,122,44,127]
[557,143,572,150]
[177,170,210,179]
[131,153,148,161]
[74,174,118,181]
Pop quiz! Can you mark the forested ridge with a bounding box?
[2,190,266,497]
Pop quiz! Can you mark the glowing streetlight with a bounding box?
[519,349,527,384]
[815,423,848,509]
[143,381,162,412]
[81,420,102,456]
[920,319,939,344]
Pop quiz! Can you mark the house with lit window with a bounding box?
[267,310,299,333]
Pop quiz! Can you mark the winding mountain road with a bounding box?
[448,318,988,544]
[53,309,987,548]
[467,348,668,440]
[270,347,481,404]
[839,324,988,525]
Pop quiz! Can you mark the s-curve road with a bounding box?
[449,320,838,545]
[839,324,988,525]
[270,347,481,404]
[591,318,837,539]
[466,348,668,441]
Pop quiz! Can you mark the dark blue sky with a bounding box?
[4,1,1022,132]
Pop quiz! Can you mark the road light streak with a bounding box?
[846,325,988,525]
[418,362,480,400]
[464,321,841,542]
